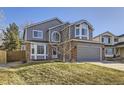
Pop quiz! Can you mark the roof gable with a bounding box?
[23,17,64,40]
[118,34,124,37]
[94,31,116,38]
[102,31,115,36]
[72,19,94,30]
[25,17,63,28]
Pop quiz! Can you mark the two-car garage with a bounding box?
[77,45,101,61]
[71,41,102,62]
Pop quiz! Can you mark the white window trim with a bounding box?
[82,23,88,38]
[102,37,111,44]
[31,43,47,60]
[105,47,114,56]
[81,28,88,37]
[75,23,88,39]
[75,27,80,37]
[51,31,61,42]
[33,30,43,39]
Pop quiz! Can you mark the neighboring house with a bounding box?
[23,17,103,62]
[93,31,124,59]
[93,31,118,58]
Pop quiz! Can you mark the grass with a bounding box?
[1,62,124,84]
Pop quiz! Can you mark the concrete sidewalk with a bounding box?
[90,62,124,71]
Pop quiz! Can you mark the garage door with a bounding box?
[77,46,100,61]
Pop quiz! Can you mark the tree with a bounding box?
[2,23,21,51]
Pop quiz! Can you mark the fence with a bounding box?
[7,50,27,62]
[0,50,6,64]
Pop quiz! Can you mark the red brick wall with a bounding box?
[71,42,77,62]
[48,44,52,60]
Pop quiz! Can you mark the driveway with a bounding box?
[90,62,124,71]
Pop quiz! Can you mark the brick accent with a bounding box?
[71,45,77,62]
[48,44,52,60]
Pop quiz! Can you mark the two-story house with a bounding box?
[23,17,103,62]
[93,31,124,60]
[93,31,118,58]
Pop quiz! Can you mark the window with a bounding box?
[104,37,108,43]
[102,37,111,44]
[114,38,118,42]
[106,48,113,55]
[32,48,35,54]
[37,45,44,54]
[31,44,35,54]
[82,28,87,35]
[52,31,60,42]
[33,30,43,39]
[76,28,80,35]
[102,37,104,42]
[30,43,47,60]
[75,23,88,39]
[108,37,111,43]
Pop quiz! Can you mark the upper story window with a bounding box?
[33,30,43,39]
[76,28,80,36]
[51,31,60,42]
[82,28,87,35]
[114,38,118,42]
[75,23,88,39]
[102,36,111,44]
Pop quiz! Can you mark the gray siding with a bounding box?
[89,28,93,40]
[49,23,69,42]
[25,19,62,42]
[69,24,93,40]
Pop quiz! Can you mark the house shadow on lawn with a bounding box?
[7,60,64,68]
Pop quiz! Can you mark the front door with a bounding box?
[52,47,58,59]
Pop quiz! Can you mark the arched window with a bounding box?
[51,31,60,42]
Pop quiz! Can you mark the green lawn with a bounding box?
[1,62,124,84]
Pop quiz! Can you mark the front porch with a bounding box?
[115,44,124,60]
[104,43,124,61]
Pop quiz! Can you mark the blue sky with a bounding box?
[0,7,124,36]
